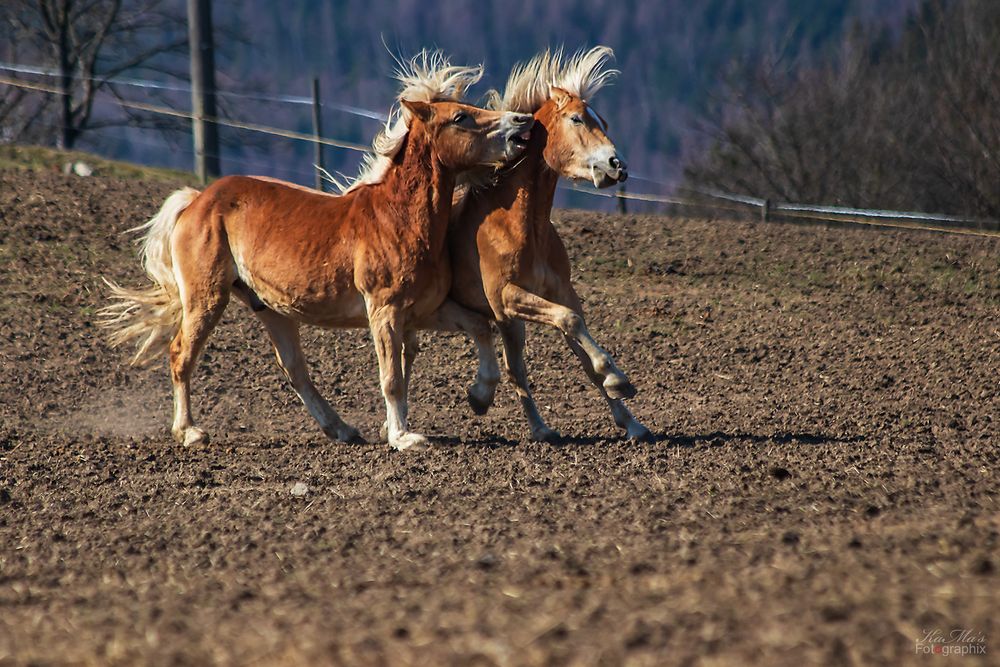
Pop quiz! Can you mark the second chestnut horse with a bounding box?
[448,47,652,442]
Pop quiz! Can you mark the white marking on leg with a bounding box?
[369,303,427,451]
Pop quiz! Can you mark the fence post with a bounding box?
[312,77,324,191]
[617,184,627,214]
[187,0,220,184]
[761,198,770,223]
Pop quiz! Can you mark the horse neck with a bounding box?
[381,126,456,257]
[501,106,560,247]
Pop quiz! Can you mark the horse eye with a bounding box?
[453,112,469,124]
[571,115,584,125]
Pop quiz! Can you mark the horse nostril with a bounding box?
[609,156,621,170]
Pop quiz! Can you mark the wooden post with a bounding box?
[188,0,220,184]
[616,184,627,214]
[761,198,771,223]
[56,16,74,149]
[312,77,324,191]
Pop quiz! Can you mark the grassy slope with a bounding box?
[0,144,195,183]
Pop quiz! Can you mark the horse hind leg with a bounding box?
[417,299,501,416]
[496,320,560,443]
[168,211,239,446]
[254,309,362,443]
[169,278,228,447]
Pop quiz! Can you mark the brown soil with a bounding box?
[1,169,998,666]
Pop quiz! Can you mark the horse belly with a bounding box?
[270,288,368,328]
[450,268,492,316]
[236,258,368,328]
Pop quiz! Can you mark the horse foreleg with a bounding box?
[417,299,500,416]
[255,309,362,443]
[499,284,636,400]
[369,304,427,451]
[562,335,653,442]
[379,328,420,441]
[495,320,560,442]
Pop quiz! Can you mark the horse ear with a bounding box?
[550,87,572,110]
[401,99,434,123]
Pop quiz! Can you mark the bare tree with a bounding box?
[684,0,1000,218]
[2,0,187,149]
[922,1,1000,218]
[684,26,926,208]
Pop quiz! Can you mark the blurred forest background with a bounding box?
[2,0,997,215]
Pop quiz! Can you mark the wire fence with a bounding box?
[0,61,388,120]
[3,61,1000,239]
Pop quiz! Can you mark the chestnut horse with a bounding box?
[103,55,533,451]
[447,47,652,442]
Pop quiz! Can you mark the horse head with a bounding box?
[537,87,627,188]
[401,99,534,171]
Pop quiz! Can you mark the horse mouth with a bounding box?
[591,165,627,188]
[507,130,531,149]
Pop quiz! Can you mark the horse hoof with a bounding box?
[604,375,637,400]
[627,423,655,443]
[391,432,430,452]
[531,427,562,443]
[182,427,208,447]
[341,427,366,444]
[323,423,365,444]
[466,387,492,416]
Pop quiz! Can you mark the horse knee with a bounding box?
[557,311,584,336]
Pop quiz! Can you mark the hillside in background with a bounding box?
[1,0,921,207]
[684,0,1000,218]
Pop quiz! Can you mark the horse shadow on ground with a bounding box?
[658,430,864,448]
[427,433,608,449]
[429,430,863,449]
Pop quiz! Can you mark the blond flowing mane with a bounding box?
[340,51,483,194]
[448,46,619,205]
[488,46,618,113]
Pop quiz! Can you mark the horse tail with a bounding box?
[100,187,201,366]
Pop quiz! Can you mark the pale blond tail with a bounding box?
[100,187,201,366]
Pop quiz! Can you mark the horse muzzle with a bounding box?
[502,113,534,157]
[591,154,628,188]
